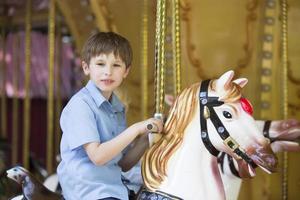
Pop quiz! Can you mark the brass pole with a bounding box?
[23,0,32,169]
[47,0,56,173]
[281,0,288,199]
[54,14,62,158]
[172,0,181,95]
[12,33,20,164]
[155,0,166,115]
[141,0,149,120]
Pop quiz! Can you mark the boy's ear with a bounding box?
[123,66,131,78]
[82,61,90,75]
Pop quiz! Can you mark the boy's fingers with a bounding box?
[155,120,163,133]
[146,123,157,132]
[146,119,163,133]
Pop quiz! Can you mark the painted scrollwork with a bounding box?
[180,0,258,79]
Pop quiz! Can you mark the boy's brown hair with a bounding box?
[81,32,133,68]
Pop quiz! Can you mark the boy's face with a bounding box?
[82,52,130,99]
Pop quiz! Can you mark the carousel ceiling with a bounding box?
[0,0,135,52]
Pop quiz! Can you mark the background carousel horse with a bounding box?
[0,137,61,199]
[139,70,278,200]
[6,166,62,200]
[0,138,22,200]
[219,119,300,200]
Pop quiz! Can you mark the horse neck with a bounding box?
[158,112,226,200]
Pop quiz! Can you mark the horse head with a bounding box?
[205,70,277,178]
[140,70,277,200]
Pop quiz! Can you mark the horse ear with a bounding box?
[217,70,235,91]
[233,78,248,88]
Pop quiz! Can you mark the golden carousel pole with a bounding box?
[12,33,21,165]
[54,15,62,158]
[281,0,288,199]
[146,0,166,145]
[0,28,7,139]
[154,0,166,118]
[172,0,181,95]
[141,0,149,120]
[23,0,32,169]
[47,0,56,173]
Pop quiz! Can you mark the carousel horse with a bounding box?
[6,166,62,200]
[0,138,22,199]
[0,137,60,199]
[165,94,300,199]
[219,119,300,200]
[139,70,278,200]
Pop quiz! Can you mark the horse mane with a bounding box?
[142,79,243,190]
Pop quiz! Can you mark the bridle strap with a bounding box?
[263,120,271,138]
[218,152,241,178]
[217,152,225,173]
[208,107,256,168]
[199,80,256,168]
[199,80,220,156]
[227,153,240,178]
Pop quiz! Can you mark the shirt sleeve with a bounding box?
[60,97,100,150]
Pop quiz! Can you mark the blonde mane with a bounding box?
[142,79,243,190]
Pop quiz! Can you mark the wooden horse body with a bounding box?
[157,109,224,199]
[140,71,278,200]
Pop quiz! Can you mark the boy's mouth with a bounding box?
[101,79,114,84]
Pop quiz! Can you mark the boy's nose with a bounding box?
[104,66,113,75]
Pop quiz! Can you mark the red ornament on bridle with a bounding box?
[240,97,253,115]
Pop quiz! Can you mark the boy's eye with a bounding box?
[97,63,105,66]
[113,64,121,67]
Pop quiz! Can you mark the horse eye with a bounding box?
[223,111,232,119]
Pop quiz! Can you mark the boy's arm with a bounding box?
[84,124,141,166]
[84,118,163,167]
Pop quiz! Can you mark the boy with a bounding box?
[57,32,163,200]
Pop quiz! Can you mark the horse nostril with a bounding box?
[265,154,278,166]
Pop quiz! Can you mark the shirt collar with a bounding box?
[85,80,125,112]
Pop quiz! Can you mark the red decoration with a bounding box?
[240,97,253,115]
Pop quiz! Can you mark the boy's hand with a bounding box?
[136,118,163,135]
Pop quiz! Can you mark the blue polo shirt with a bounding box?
[57,80,128,200]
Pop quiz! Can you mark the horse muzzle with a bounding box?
[247,143,278,174]
[235,143,277,178]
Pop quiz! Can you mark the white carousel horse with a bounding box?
[139,70,278,200]
[165,94,300,200]
[219,119,300,200]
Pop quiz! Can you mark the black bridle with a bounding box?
[199,80,256,168]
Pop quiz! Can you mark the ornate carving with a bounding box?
[180,0,204,79]
[90,0,117,32]
[288,62,300,85]
[235,0,258,77]
[180,0,258,79]
[98,0,117,31]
